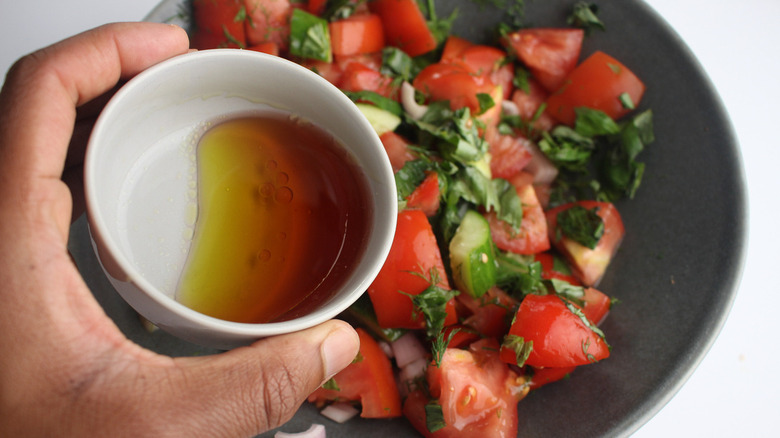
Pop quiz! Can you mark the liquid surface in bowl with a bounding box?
[176,112,373,323]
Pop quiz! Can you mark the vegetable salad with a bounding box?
[188,0,654,436]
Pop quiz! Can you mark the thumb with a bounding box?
[163,320,360,437]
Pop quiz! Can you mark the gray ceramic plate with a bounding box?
[68,0,747,436]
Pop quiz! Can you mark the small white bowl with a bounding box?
[85,49,397,350]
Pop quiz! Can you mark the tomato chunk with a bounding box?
[502,28,584,92]
[484,126,533,180]
[330,13,386,56]
[457,287,518,339]
[500,294,610,368]
[379,132,417,172]
[406,171,441,217]
[339,62,397,99]
[413,62,495,114]
[545,201,625,286]
[191,0,247,50]
[367,210,457,330]
[308,328,402,418]
[527,365,576,390]
[370,0,438,56]
[485,174,550,255]
[545,51,645,125]
[244,0,292,50]
[406,340,526,437]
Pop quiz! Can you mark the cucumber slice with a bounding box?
[356,103,402,136]
[449,210,497,298]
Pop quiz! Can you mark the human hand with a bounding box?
[0,22,359,437]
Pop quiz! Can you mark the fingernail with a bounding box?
[320,323,360,382]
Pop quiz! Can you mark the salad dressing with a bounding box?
[176,113,372,323]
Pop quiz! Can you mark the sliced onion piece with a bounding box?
[378,340,394,358]
[525,141,559,184]
[401,81,428,120]
[397,357,429,398]
[320,402,359,424]
[391,332,428,368]
[274,424,326,438]
[501,99,520,116]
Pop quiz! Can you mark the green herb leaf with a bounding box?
[322,377,340,391]
[410,283,458,338]
[322,0,363,21]
[494,178,523,230]
[395,159,434,201]
[557,205,604,249]
[425,400,447,432]
[574,107,620,137]
[476,92,496,115]
[495,251,546,296]
[289,9,332,62]
[381,47,420,81]
[343,90,404,116]
[567,1,605,35]
[501,334,533,367]
[619,92,635,110]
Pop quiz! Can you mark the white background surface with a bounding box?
[1,0,777,436]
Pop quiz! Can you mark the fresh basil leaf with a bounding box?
[425,400,447,432]
[495,251,546,297]
[343,90,403,116]
[501,334,533,367]
[411,284,458,338]
[381,47,420,81]
[395,159,434,201]
[557,205,604,249]
[289,9,331,62]
[567,1,605,35]
[619,92,635,110]
[574,107,620,137]
[549,278,585,307]
[494,178,523,230]
[322,0,363,21]
[477,92,496,115]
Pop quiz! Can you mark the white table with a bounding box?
[1,1,776,436]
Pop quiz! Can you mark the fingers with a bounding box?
[0,22,189,240]
[161,320,360,437]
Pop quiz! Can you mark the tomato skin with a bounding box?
[545,201,625,287]
[442,41,514,101]
[308,328,402,418]
[307,0,327,15]
[247,42,280,56]
[369,0,438,56]
[379,131,417,172]
[502,28,584,92]
[527,365,576,390]
[545,51,646,125]
[413,63,495,114]
[367,210,457,330]
[485,174,550,255]
[581,287,611,326]
[329,13,386,56]
[406,171,441,217]
[191,0,247,50]
[535,252,581,286]
[244,0,292,50]
[339,62,397,99]
[500,294,610,368]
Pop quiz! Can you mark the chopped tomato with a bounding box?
[440,35,474,61]
[339,62,398,99]
[301,59,342,85]
[406,340,526,437]
[307,0,327,15]
[369,0,438,57]
[191,0,247,50]
[510,79,556,133]
[330,13,386,56]
[335,52,384,72]
[308,328,402,418]
[485,174,550,255]
[443,324,481,349]
[460,46,515,100]
[379,132,417,172]
[502,28,584,92]
[545,201,625,286]
[457,287,518,339]
[367,210,457,330]
[535,252,581,286]
[244,0,292,50]
[581,287,611,326]
[413,62,496,114]
[247,42,280,56]
[500,294,610,368]
[527,365,576,390]
[545,51,645,125]
[406,171,441,217]
[484,126,533,180]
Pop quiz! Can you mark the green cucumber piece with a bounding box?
[449,210,497,298]
[356,103,402,136]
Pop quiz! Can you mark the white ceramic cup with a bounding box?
[85,49,397,350]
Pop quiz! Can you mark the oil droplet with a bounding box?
[275,186,293,204]
[266,159,278,171]
[257,249,272,262]
[277,172,289,185]
[259,183,275,198]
